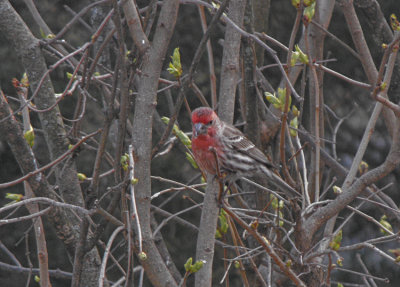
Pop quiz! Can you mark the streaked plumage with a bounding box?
[191,107,298,197]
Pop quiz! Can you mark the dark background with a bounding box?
[0,0,399,286]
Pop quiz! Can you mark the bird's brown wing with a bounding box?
[222,124,275,168]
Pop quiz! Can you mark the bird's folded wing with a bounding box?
[222,124,275,168]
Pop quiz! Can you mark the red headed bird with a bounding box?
[191,107,297,197]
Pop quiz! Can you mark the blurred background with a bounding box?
[0,0,400,286]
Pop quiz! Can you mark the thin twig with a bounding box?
[0,129,101,189]
[0,261,71,280]
[152,203,202,237]
[310,19,360,60]
[48,0,111,43]
[334,266,389,283]
[0,197,91,216]
[280,4,303,186]
[0,207,52,226]
[314,63,371,89]
[98,226,125,287]
[198,5,217,108]
[129,144,143,254]
[342,31,400,190]
[356,253,377,287]
[222,202,306,287]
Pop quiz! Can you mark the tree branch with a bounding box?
[131,0,180,286]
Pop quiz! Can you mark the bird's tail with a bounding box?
[260,166,299,198]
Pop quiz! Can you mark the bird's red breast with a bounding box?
[191,107,222,174]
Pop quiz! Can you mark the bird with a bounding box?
[191,106,298,197]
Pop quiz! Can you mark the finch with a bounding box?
[191,107,298,197]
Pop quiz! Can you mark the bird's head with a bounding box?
[191,107,219,138]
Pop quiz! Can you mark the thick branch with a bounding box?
[0,91,76,257]
[338,0,397,135]
[302,118,400,240]
[131,0,180,286]
[0,2,102,286]
[0,0,84,207]
[122,0,150,54]
[218,0,247,123]
[194,177,220,287]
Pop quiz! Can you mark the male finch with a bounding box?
[191,107,297,196]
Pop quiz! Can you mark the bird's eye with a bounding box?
[207,120,213,125]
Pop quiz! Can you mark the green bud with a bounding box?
[358,161,369,175]
[219,210,229,234]
[34,275,40,283]
[291,0,300,8]
[292,105,300,117]
[295,45,309,65]
[191,260,205,273]
[184,257,193,272]
[278,88,291,112]
[278,210,284,227]
[121,153,130,171]
[265,92,282,110]
[271,194,279,210]
[250,220,259,230]
[337,257,343,267]
[21,73,29,87]
[77,173,87,181]
[66,72,76,80]
[131,178,138,185]
[390,14,400,31]
[303,2,316,24]
[289,116,298,137]
[161,116,190,148]
[138,251,147,261]
[291,51,300,66]
[167,47,182,78]
[40,28,47,39]
[234,260,240,269]
[333,186,342,195]
[6,193,23,202]
[379,215,393,235]
[186,152,199,169]
[120,154,129,165]
[210,2,227,17]
[303,0,315,7]
[329,230,342,251]
[176,130,191,148]
[161,116,170,125]
[24,125,35,148]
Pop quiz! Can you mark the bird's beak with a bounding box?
[193,123,206,137]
